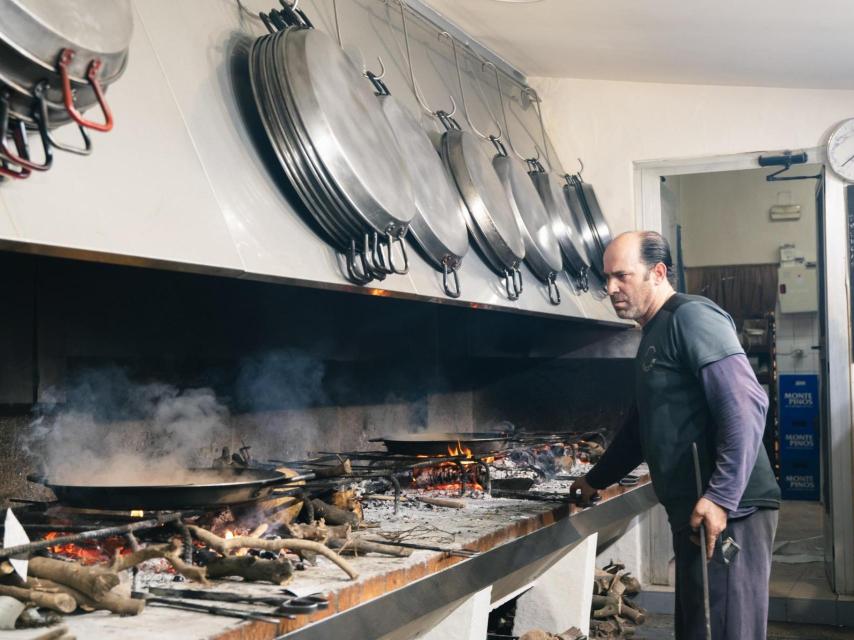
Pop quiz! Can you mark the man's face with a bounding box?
[604,237,657,321]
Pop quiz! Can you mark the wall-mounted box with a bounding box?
[778,263,818,313]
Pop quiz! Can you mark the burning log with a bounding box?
[414,496,465,509]
[185,525,358,580]
[28,556,119,601]
[0,584,76,614]
[330,489,363,521]
[109,539,207,584]
[205,555,293,585]
[309,499,360,527]
[26,578,144,616]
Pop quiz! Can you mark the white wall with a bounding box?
[675,167,819,267]
[530,77,854,234]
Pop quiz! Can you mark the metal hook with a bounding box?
[441,31,501,141]
[387,0,455,117]
[333,0,385,79]
[576,157,584,177]
[481,59,530,162]
[523,86,552,171]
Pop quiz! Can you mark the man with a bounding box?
[571,231,780,639]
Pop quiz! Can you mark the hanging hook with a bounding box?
[576,157,584,177]
[524,86,552,171]
[480,58,530,162]
[391,0,455,117]
[332,0,385,78]
[440,31,501,141]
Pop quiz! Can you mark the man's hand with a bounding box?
[689,497,728,561]
[570,476,600,506]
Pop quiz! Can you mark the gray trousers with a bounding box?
[673,507,779,640]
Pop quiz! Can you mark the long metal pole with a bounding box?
[691,442,712,640]
[0,512,182,558]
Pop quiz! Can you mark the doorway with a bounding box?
[635,149,854,609]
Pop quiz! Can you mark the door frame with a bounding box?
[633,147,854,595]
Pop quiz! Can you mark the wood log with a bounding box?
[285,522,351,541]
[28,557,119,600]
[30,626,71,640]
[109,540,207,584]
[590,594,620,609]
[415,496,465,509]
[310,499,360,526]
[26,578,144,616]
[592,602,620,619]
[185,525,358,580]
[205,555,293,585]
[620,602,645,624]
[0,583,76,613]
[326,537,413,557]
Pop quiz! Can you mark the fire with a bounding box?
[224,530,235,539]
[43,532,127,565]
[130,510,144,518]
[447,440,473,459]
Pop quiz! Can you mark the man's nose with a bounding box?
[605,276,619,295]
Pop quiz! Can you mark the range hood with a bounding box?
[0,0,625,326]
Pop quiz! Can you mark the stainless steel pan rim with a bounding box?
[441,131,523,300]
[377,95,468,262]
[529,167,590,291]
[250,34,351,250]
[442,129,525,263]
[492,150,562,304]
[279,27,415,237]
[0,0,133,84]
[575,178,613,275]
[562,177,599,275]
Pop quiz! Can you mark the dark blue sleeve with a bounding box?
[700,353,768,512]
[585,405,644,490]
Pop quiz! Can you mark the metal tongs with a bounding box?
[135,587,329,621]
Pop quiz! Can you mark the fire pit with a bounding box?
[0,433,651,640]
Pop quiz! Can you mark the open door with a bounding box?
[817,171,854,594]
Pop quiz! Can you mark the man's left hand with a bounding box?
[689,497,728,561]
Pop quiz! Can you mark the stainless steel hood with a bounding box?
[0,0,626,326]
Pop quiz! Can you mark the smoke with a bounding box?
[28,367,231,486]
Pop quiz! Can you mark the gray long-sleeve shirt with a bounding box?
[586,352,768,518]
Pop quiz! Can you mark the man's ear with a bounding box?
[653,262,668,284]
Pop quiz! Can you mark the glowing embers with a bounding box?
[411,460,485,495]
[43,531,128,565]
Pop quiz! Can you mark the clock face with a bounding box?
[828,118,854,181]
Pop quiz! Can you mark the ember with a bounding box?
[44,531,128,565]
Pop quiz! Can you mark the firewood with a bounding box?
[620,602,645,624]
[519,631,552,640]
[590,594,621,609]
[414,496,465,509]
[592,602,620,619]
[330,489,363,522]
[28,557,119,600]
[26,578,144,616]
[109,539,208,584]
[185,525,358,579]
[285,522,351,541]
[310,499,360,526]
[326,537,413,557]
[0,561,13,576]
[30,626,71,640]
[556,627,584,640]
[0,583,76,613]
[621,573,641,595]
[205,555,293,584]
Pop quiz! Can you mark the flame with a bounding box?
[130,510,144,518]
[43,532,127,565]
[224,530,234,539]
[447,440,473,459]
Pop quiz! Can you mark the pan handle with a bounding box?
[57,49,114,133]
[576,266,590,293]
[345,236,373,285]
[547,272,561,305]
[388,235,409,275]
[504,269,519,301]
[442,258,461,298]
[0,93,52,172]
[512,267,523,297]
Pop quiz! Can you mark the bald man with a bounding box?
[572,231,780,640]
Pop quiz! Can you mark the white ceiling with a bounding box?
[421,0,854,89]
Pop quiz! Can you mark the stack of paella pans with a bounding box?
[249,7,417,286]
[0,0,132,179]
